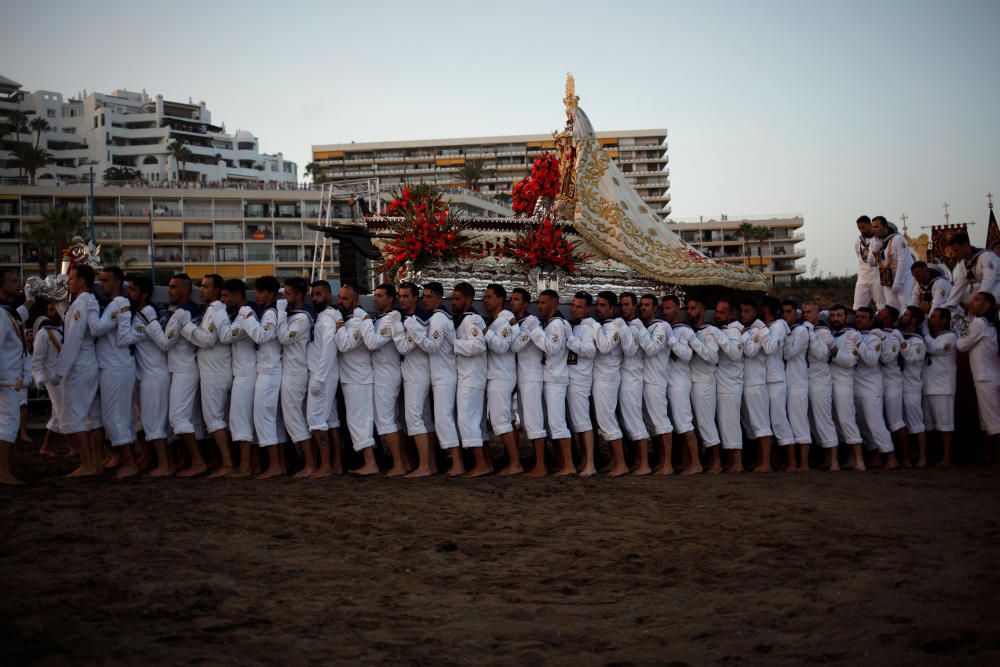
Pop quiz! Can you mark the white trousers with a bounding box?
[832,382,862,445]
[741,384,772,439]
[200,374,232,435]
[281,373,309,444]
[716,390,742,449]
[373,379,401,436]
[307,376,334,432]
[228,374,255,442]
[619,374,648,441]
[567,385,593,433]
[644,382,673,437]
[486,378,516,436]
[922,394,954,432]
[592,376,622,441]
[883,385,906,432]
[0,387,19,443]
[902,389,924,434]
[808,380,838,448]
[855,392,894,453]
[518,379,547,441]
[668,380,694,434]
[254,373,282,447]
[431,383,460,449]
[456,384,485,448]
[853,278,883,311]
[168,371,199,436]
[975,382,1000,435]
[342,382,376,450]
[44,381,65,435]
[692,381,720,447]
[786,383,812,445]
[61,367,99,435]
[767,382,795,446]
[882,278,914,311]
[138,372,170,441]
[402,382,432,436]
[544,382,571,440]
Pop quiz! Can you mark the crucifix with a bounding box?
[988,193,994,210]
[943,202,950,225]
[900,213,909,233]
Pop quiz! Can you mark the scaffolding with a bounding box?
[309,178,381,283]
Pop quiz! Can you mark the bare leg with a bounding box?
[850,444,866,471]
[607,439,628,476]
[578,430,597,477]
[752,436,773,473]
[18,404,31,443]
[146,439,175,476]
[915,432,928,468]
[631,438,652,475]
[293,438,317,478]
[885,449,899,470]
[445,448,465,476]
[828,447,841,471]
[526,438,547,477]
[0,441,26,485]
[329,429,344,474]
[465,447,491,477]
[382,432,407,477]
[938,431,953,467]
[350,446,380,475]
[176,432,208,477]
[553,438,575,476]
[38,430,56,456]
[405,433,435,478]
[784,445,797,472]
[207,429,235,478]
[256,445,285,479]
[798,444,811,471]
[498,431,523,476]
[681,433,702,475]
[226,442,253,478]
[726,448,744,473]
[66,431,99,477]
[113,445,139,479]
[654,433,674,475]
[897,429,912,468]
[706,446,721,474]
[308,431,332,478]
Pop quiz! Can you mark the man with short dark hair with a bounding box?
[854,215,884,310]
[828,304,865,470]
[871,216,914,311]
[510,288,547,476]
[619,293,653,474]
[530,289,575,476]
[945,232,999,311]
[760,296,795,470]
[393,281,436,477]
[853,307,897,468]
[712,297,745,472]
[781,299,812,470]
[956,292,1000,461]
[593,291,632,476]
[637,294,674,474]
[482,283,521,476]
[898,307,927,467]
[368,283,408,476]
[663,294,700,474]
[32,298,64,458]
[219,278,259,477]
[874,306,909,466]
[337,282,380,475]
[737,299,774,472]
[416,282,461,472]
[306,280,343,478]
[452,282,490,476]
[0,269,28,484]
[566,291,599,475]
[909,261,951,314]
[802,302,839,464]
[923,307,957,466]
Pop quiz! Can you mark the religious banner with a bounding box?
[986,206,1000,255]
[929,223,969,270]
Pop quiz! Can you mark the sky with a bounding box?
[4,0,999,275]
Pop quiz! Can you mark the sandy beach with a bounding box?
[2,441,999,666]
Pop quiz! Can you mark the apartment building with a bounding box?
[312,130,671,219]
[0,75,297,186]
[0,185,337,282]
[667,215,806,285]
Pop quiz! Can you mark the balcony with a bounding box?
[245,246,273,262]
[94,224,119,241]
[184,248,213,263]
[153,247,183,264]
[274,224,301,241]
[184,225,213,240]
[245,224,272,240]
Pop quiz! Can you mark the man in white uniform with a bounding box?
[711,298,745,472]
[530,289,574,476]
[52,265,102,478]
[853,215,884,310]
[923,307,957,466]
[451,282,490,476]
[392,282,436,478]
[482,284,521,476]
[416,282,461,474]
[276,278,316,476]
[802,303,839,465]
[760,297,796,470]
[510,288,547,476]
[618,293,652,475]
[637,294,674,474]
[828,305,866,470]
[181,274,234,478]
[143,274,206,478]
[367,284,408,476]
[593,291,633,476]
[957,292,1000,462]
[0,269,28,484]
[117,275,173,477]
[218,279,259,477]
[909,262,951,314]
[738,300,774,473]
[945,232,1000,311]
[337,283,381,475]
[687,297,721,471]
[871,216,914,311]
[898,307,928,467]
[853,307,898,468]
[566,292,599,476]
[874,306,909,465]
[31,302,64,452]
[305,281,343,478]
[663,295,700,474]
[780,300,813,471]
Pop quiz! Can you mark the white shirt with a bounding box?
[512,314,544,382]
[871,328,903,390]
[667,322,694,388]
[856,235,882,281]
[335,307,374,385]
[689,324,720,385]
[238,305,281,376]
[807,324,834,385]
[636,318,673,387]
[95,296,134,371]
[829,327,860,381]
[393,310,432,386]
[567,317,598,389]
[910,274,951,312]
[923,330,957,395]
[946,248,1000,310]
[308,307,340,386]
[854,330,884,396]
[55,293,100,382]
[530,316,572,385]
[593,317,631,383]
[118,306,168,380]
[144,304,199,375]
[712,321,743,392]
[956,316,1000,384]
[182,300,232,378]
[620,318,645,382]
[367,310,401,387]
[415,308,457,387]
[31,323,61,386]
[453,310,487,389]
[741,320,769,387]
[764,319,789,383]
[783,322,810,389]
[484,309,518,383]
[218,307,257,378]
[900,332,926,394]
[278,304,312,378]
[878,233,914,296]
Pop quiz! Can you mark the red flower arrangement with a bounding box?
[499,218,590,274]
[377,184,471,280]
[511,152,561,217]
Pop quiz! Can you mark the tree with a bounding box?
[103,166,139,184]
[457,159,486,191]
[304,161,320,181]
[11,144,54,184]
[100,245,136,268]
[28,116,51,149]
[752,225,774,271]
[21,206,85,275]
[167,139,194,181]
[7,111,28,145]
[737,222,755,267]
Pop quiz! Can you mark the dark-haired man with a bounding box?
[566,292,598,476]
[909,261,951,314]
[0,269,28,484]
[956,292,1000,461]
[923,307,957,466]
[31,298,65,458]
[945,232,999,311]
[854,215,884,310]
[219,279,259,477]
[803,303,839,463]
[687,297,721,471]
[781,300,812,470]
[638,294,674,474]
[853,307,897,468]
[737,299,774,472]
[760,296,795,470]
[417,282,461,471]
[619,293,652,474]
[898,307,927,467]
[712,297,745,472]
[871,216,914,311]
[452,282,490,476]
[593,291,632,476]
[663,295,700,474]
[306,280,343,478]
[368,283,407,476]
[482,284,520,476]
[276,277,316,476]
[392,281,436,477]
[530,289,574,476]
[828,304,865,470]
[874,306,908,466]
[337,283,380,475]
[511,288,547,476]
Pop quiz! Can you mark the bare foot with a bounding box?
[798,465,810,472]
[829,462,841,471]
[785,466,798,473]
[553,467,577,477]
[707,463,722,475]
[681,464,703,476]
[210,466,235,479]
[255,468,284,479]
[38,447,57,458]
[654,465,675,476]
[103,452,121,469]
[725,465,744,473]
[19,432,33,444]
[350,463,380,476]
[146,466,175,477]
[631,465,652,476]
[0,473,26,485]
[177,463,208,478]
[936,460,952,468]
[916,459,927,468]
[445,465,466,477]
[67,465,100,478]
[525,466,548,478]
[608,465,629,477]
[308,467,332,479]
[853,462,866,471]
[114,464,139,479]
[751,464,772,473]
[293,466,316,479]
[228,468,252,479]
[405,467,434,479]
[579,466,597,477]
[385,466,407,478]
[464,466,491,478]
[885,458,899,471]
[498,464,523,477]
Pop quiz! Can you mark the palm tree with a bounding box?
[457,159,485,191]
[167,139,194,182]
[737,222,755,267]
[29,116,51,149]
[752,225,774,272]
[100,245,136,268]
[8,111,29,145]
[22,206,85,275]
[304,161,319,181]
[11,144,54,184]
[103,166,139,184]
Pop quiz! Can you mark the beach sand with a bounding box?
[2,442,999,666]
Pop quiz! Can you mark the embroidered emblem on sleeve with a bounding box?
[231,328,239,337]
[521,335,529,342]
[501,328,510,338]
[943,343,951,350]
[432,330,440,340]
[167,330,175,339]
[471,327,480,338]
[74,311,81,321]
[875,343,882,352]
[551,334,559,343]
[612,332,620,342]
[264,323,273,332]
[353,331,361,341]
[208,324,216,333]
[111,311,118,320]
[852,350,858,357]
[891,345,897,353]
[657,334,664,342]
[379,326,390,336]
[136,326,145,334]
[289,331,297,339]
[406,335,414,344]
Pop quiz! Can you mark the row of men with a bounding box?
[853,217,999,312]
[1,266,999,484]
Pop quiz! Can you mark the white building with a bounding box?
[0,75,297,186]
